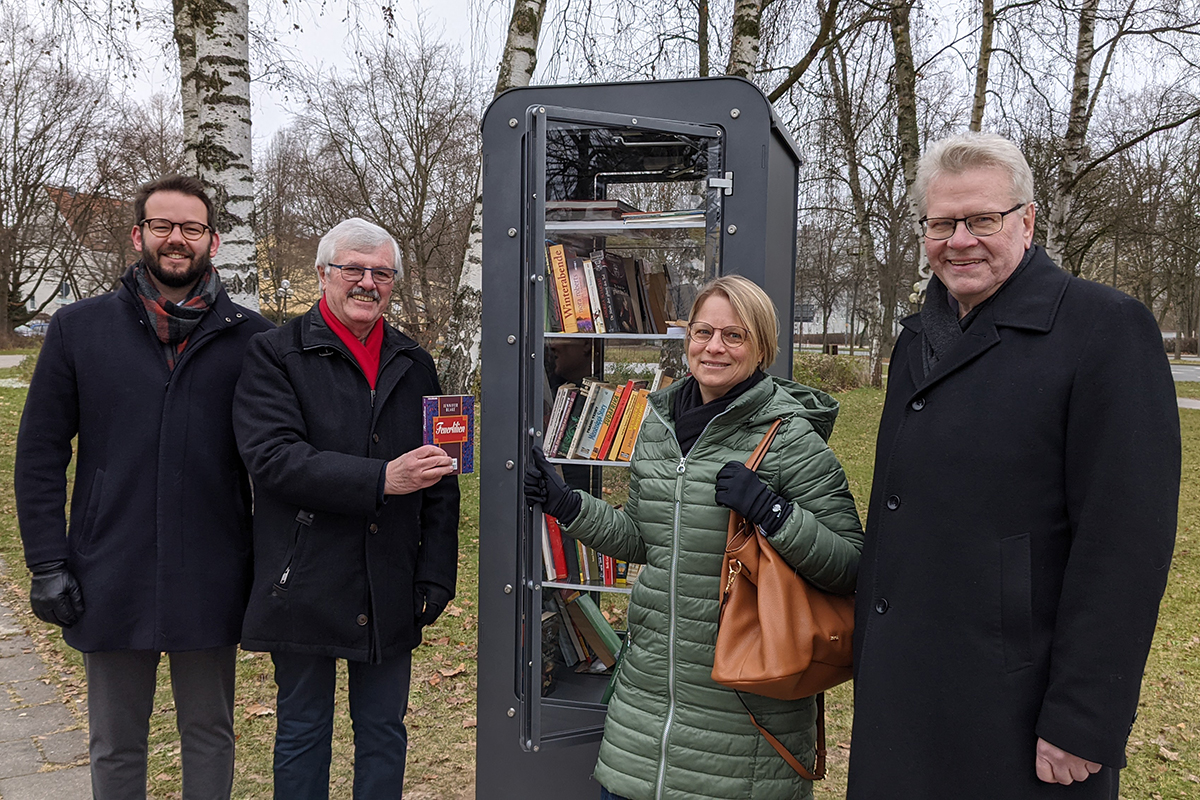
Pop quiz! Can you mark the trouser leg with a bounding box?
[271,652,336,800]
[84,650,160,800]
[168,646,237,800]
[347,650,413,799]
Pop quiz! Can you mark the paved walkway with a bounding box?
[1179,398,1200,410]
[0,556,90,799]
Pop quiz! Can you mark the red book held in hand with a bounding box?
[422,395,475,474]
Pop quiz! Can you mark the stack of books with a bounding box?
[542,589,623,676]
[545,242,675,335]
[544,369,675,462]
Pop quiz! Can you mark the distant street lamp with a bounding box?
[276,279,294,323]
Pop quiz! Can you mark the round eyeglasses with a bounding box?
[327,264,398,284]
[141,218,212,241]
[687,322,749,348]
[919,203,1026,240]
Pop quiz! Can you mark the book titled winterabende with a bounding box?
[422,395,475,475]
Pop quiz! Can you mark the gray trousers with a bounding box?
[84,646,237,800]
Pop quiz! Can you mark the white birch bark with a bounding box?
[969,0,994,132]
[1047,0,1097,271]
[726,0,763,79]
[175,0,257,308]
[437,0,546,393]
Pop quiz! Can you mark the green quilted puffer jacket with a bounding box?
[562,375,863,800]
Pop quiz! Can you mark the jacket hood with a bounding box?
[653,374,840,442]
[766,377,840,441]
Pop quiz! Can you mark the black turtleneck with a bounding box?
[672,369,767,456]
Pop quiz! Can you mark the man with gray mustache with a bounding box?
[233,217,460,798]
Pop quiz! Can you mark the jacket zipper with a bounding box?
[649,403,736,800]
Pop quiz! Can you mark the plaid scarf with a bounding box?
[134,262,220,371]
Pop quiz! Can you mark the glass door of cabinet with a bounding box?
[517,105,726,750]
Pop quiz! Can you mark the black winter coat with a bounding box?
[15,268,272,652]
[234,304,459,663]
[847,247,1180,799]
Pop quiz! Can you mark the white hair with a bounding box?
[314,218,404,280]
[915,132,1035,217]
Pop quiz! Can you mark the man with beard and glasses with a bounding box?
[15,174,272,799]
[233,218,459,798]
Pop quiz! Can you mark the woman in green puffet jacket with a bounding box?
[526,276,864,800]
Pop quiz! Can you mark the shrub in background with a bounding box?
[793,352,870,393]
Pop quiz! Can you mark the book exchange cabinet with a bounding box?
[477,78,803,798]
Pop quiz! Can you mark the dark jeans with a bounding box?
[600,788,631,800]
[272,650,413,800]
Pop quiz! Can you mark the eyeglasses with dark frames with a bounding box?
[919,203,1027,240]
[326,263,398,284]
[140,218,212,241]
[687,322,749,348]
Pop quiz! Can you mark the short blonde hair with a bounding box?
[688,275,779,369]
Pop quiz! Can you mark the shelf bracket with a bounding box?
[709,172,734,196]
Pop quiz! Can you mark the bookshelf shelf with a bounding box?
[546,218,705,234]
[546,457,631,468]
[543,580,632,595]
[544,329,685,341]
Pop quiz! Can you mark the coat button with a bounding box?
[369,523,378,534]
[875,598,889,614]
[885,495,900,510]
[373,433,380,443]
[911,398,925,411]
[357,614,368,626]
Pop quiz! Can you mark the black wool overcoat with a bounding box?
[15,268,272,652]
[847,248,1180,800]
[235,304,459,663]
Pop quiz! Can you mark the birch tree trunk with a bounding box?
[888,0,924,379]
[437,0,546,393]
[174,0,257,309]
[726,0,763,78]
[1047,0,1097,272]
[969,0,994,132]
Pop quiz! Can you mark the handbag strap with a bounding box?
[738,691,827,781]
[729,418,828,781]
[745,419,783,472]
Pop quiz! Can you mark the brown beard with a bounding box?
[142,246,214,289]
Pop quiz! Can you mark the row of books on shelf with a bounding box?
[542,589,622,678]
[545,242,677,335]
[541,514,643,588]
[545,369,675,462]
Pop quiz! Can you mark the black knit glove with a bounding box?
[523,446,582,525]
[414,582,452,629]
[29,561,84,628]
[715,461,793,536]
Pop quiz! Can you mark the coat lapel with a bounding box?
[905,247,1071,398]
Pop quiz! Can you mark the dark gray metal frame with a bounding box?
[477,77,802,799]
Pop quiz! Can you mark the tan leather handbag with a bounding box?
[711,418,856,780]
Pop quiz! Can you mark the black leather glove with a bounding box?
[414,582,452,629]
[715,461,793,536]
[523,446,582,525]
[29,561,84,628]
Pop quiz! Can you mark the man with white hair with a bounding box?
[848,133,1179,799]
[234,218,460,798]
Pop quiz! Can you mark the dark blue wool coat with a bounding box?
[15,267,272,652]
[235,304,459,663]
[848,247,1180,800]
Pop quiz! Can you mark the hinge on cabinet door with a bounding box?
[709,172,734,196]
